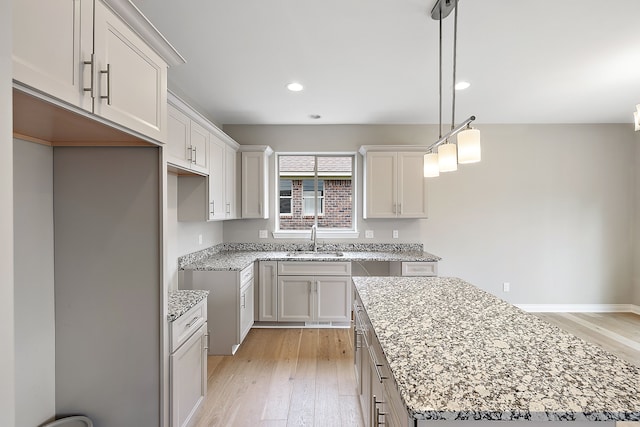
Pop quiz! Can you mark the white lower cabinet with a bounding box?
[184,264,255,355]
[258,261,278,321]
[169,300,208,427]
[276,261,352,323]
[389,261,438,277]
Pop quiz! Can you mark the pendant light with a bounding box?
[457,126,481,163]
[634,104,640,132]
[424,152,440,177]
[424,0,481,177]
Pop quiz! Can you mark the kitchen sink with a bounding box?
[285,251,344,258]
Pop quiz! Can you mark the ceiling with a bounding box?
[133,0,640,126]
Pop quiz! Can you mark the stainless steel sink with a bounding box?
[285,251,344,258]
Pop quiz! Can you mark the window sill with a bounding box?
[272,230,360,239]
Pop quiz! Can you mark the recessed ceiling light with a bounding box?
[455,81,471,90]
[286,82,304,92]
[309,114,321,120]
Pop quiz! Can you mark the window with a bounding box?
[276,154,355,234]
[303,179,323,216]
[279,179,292,215]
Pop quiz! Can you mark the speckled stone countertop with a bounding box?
[168,290,209,322]
[179,242,440,271]
[352,276,640,422]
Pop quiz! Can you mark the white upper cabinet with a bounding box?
[92,0,168,142]
[171,91,241,222]
[208,135,226,221]
[13,0,94,111]
[360,147,428,219]
[225,144,238,219]
[240,147,273,219]
[13,0,184,143]
[167,103,209,175]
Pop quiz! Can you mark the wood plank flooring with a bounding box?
[192,312,640,427]
[534,312,640,367]
[191,328,364,427]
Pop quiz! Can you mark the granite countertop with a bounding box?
[352,276,640,422]
[168,289,209,322]
[179,243,441,271]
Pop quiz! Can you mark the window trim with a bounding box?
[273,152,359,239]
[279,179,293,215]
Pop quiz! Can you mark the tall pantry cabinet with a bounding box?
[12,1,184,426]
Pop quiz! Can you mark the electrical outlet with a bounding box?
[259,229,268,239]
[365,230,374,239]
[392,230,399,239]
[198,234,203,245]
[503,282,510,292]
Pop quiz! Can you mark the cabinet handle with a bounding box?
[398,203,402,214]
[226,202,230,214]
[372,395,386,426]
[83,54,95,98]
[192,146,198,164]
[241,293,246,308]
[186,316,200,328]
[210,201,215,216]
[370,347,387,382]
[100,63,111,105]
[204,332,209,351]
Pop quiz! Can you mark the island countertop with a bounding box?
[352,276,640,422]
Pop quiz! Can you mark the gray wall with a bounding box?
[0,0,14,425]
[166,173,224,291]
[54,147,161,427]
[13,140,56,427]
[224,124,638,306]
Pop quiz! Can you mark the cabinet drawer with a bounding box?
[170,300,207,352]
[278,261,351,276]
[240,263,254,285]
[401,261,437,277]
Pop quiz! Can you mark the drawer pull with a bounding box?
[186,316,200,328]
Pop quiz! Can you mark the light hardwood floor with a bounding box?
[192,328,364,427]
[534,312,640,367]
[192,313,640,427]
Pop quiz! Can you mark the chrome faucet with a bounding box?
[310,224,318,252]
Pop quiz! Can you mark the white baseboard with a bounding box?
[516,303,640,313]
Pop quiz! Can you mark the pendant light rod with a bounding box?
[438,5,443,139]
[426,115,476,153]
[451,0,458,131]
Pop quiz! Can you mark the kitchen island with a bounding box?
[352,276,640,426]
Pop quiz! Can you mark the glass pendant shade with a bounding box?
[423,152,440,177]
[456,128,481,164]
[634,105,640,131]
[438,143,457,172]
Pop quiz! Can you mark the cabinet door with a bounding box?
[170,323,207,427]
[167,104,191,168]
[224,145,237,218]
[240,282,254,342]
[365,152,397,218]
[258,261,278,321]
[241,151,268,218]
[13,0,93,111]
[278,276,314,322]
[189,121,209,174]
[397,152,427,218]
[93,1,168,142]
[316,276,351,322]
[208,135,226,220]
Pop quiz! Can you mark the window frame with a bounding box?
[273,152,359,239]
[279,179,293,216]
